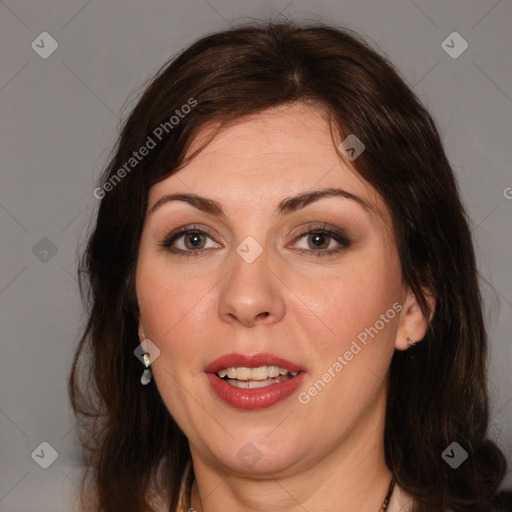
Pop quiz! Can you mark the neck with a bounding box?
[188,388,394,511]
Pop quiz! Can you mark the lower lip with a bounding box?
[206,372,306,410]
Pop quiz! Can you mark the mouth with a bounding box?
[205,353,305,410]
[217,365,299,389]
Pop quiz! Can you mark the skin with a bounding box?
[135,102,432,512]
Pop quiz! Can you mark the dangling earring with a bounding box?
[140,352,152,385]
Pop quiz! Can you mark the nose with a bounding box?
[217,243,286,328]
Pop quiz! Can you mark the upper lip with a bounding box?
[205,352,304,374]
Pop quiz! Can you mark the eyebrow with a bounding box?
[148,187,376,218]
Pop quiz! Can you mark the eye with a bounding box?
[159,225,220,257]
[290,224,351,258]
[159,223,351,258]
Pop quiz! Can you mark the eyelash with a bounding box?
[158,223,351,259]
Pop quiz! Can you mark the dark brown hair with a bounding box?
[69,19,508,512]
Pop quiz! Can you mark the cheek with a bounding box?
[296,260,401,422]
[135,254,214,366]
[310,252,402,347]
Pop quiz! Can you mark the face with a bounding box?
[135,102,424,477]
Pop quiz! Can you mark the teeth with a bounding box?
[217,365,299,380]
[251,366,268,380]
[235,367,252,380]
[227,377,284,389]
[267,365,280,377]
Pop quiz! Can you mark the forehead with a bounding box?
[149,103,391,229]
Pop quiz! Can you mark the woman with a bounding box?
[69,20,510,512]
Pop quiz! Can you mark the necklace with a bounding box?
[177,462,396,512]
[380,477,395,512]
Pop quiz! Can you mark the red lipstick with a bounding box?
[205,352,305,411]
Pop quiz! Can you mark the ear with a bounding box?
[395,287,435,351]
[137,314,147,343]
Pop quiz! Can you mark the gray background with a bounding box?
[0,0,511,510]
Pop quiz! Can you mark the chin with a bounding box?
[225,453,299,477]
[208,434,306,476]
